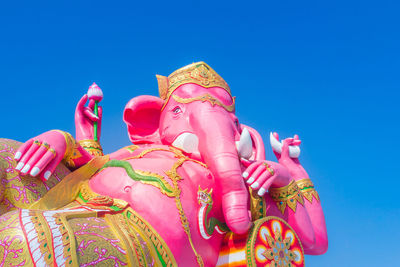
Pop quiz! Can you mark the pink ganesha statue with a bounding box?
[0,62,327,266]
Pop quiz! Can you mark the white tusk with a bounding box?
[270,132,301,158]
[270,132,282,154]
[236,128,253,159]
[172,133,199,154]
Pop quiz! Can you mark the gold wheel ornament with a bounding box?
[246,216,305,267]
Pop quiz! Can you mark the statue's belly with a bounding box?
[89,157,223,266]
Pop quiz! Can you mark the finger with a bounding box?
[247,164,266,187]
[23,145,48,175]
[97,106,102,139]
[283,138,294,146]
[83,107,100,121]
[291,140,301,146]
[258,175,280,196]
[88,99,95,110]
[242,161,259,179]
[255,171,275,196]
[15,139,33,161]
[76,94,88,111]
[257,176,275,196]
[281,138,294,155]
[291,135,301,146]
[251,170,273,191]
[18,141,41,172]
[30,149,56,177]
[97,106,103,120]
[41,156,62,181]
[89,99,102,120]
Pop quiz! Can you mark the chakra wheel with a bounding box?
[246,216,304,267]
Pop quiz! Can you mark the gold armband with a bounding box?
[78,139,104,157]
[52,130,78,168]
[296,178,320,203]
[268,180,304,214]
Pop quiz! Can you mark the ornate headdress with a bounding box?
[156,62,235,111]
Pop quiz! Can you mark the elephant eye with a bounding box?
[172,106,182,114]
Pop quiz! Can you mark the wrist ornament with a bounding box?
[78,139,104,157]
[268,180,304,215]
[53,130,79,168]
[296,178,320,203]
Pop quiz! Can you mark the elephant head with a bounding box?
[123,62,265,234]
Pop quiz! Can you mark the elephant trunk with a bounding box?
[191,108,251,234]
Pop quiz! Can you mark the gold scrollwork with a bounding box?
[160,62,231,99]
[268,180,304,214]
[172,94,235,112]
[53,130,78,168]
[78,139,104,157]
[296,178,320,203]
[158,62,235,113]
[249,188,266,220]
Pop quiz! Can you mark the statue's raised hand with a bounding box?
[270,132,308,178]
[75,83,103,141]
[75,93,103,141]
[14,130,69,180]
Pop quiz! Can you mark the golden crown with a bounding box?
[156,62,232,102]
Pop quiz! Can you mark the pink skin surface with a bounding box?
[273,134,328,254]
[10,82,327,265]
[13,130,68,180]
[123,84,251,234]
[75,94,103,141]
[90,146,224,266]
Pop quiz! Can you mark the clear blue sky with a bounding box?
[1,1,399,266]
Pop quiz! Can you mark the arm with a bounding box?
[272,133,328,254]
[74,93,104,160]
[242,133,328,255]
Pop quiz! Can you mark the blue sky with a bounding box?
[1,1,399,266]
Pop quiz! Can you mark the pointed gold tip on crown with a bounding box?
[156,74,169,100]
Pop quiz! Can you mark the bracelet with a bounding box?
[78,139,104,157]
[296,178,320,203]
[268,180,304,214]
[249,188,267,221]
[52,130,78,168]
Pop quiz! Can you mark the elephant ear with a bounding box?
[240,124,266,161]
[123,95,164,144]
